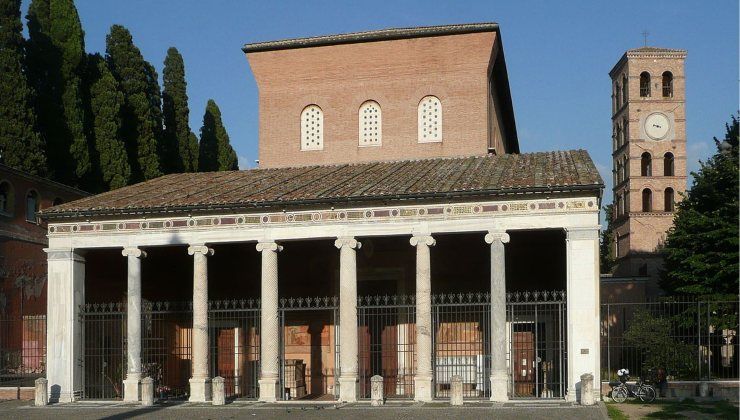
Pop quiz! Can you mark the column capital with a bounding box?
[335,237,361,250]
[256,241,283,253]
[122,247,147,259]
[485,231,510,244]
[565,226,600,241]
[44,248,85,262]
[410,234,436,247]
[188,245,214,256]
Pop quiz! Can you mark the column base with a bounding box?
[338,375,357,402]
[413,375,433,402]
[258,378,279,402]
[489,371,509,402]
[566,386,577,403]
[188,377,212,402]
[122,376,141,402]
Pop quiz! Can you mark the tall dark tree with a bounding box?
[0,0,46,174]
[162,47,196,173]
[86,54,130,190]
[198,100,237,171]
[26,0,89,186]
[660,116,739,298]
[105,24,162,182]
[600,203,616,274]
[188,131,199,170]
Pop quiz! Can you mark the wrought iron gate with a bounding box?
[81,303,125,399]
[279,296,339,400]
[432,292,491,400]
[358,294,416,399]
[507,291,567,399]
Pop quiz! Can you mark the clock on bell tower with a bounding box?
[608,46,688,295]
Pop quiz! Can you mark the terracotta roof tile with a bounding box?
[39,150,603,219]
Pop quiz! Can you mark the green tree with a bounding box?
[105,24,162,182]
[198,100,237,171]
[0,0,46,174]
[188,131,199,170]
[162,47,196,172]
[86,54,130,190]
[660,116,739,299]
[26,0,90,186]
[600,203,616,274]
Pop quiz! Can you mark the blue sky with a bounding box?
[21,1,739,203]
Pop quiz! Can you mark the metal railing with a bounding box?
[0,315,46,386]
[601,298,740,382]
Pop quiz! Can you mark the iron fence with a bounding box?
[507,291,567,399]
[142,301,192,399]
[601,299,740,382]
[81,303,125,399]
[358,294,416,399]
[0,315,46,386]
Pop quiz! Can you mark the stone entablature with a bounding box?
[47,197,597,237]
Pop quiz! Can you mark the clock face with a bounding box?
[645,113,671,140]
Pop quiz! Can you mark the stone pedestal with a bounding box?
[189,377,212,403]
[212,376,225,405]
[410,234,435,402]
[580,373,594,406]
[450,375,463,406]
[698,381,709,397]
[141,377,154,406]
[370,375,384,406]
[122,376,141,403]
[258,379,279,402]
[34,378,48,406]
[336,237,361,403]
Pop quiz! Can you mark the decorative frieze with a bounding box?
[48,197,597,237]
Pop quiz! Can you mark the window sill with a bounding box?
[418,139,443,144]
[358,144,382,148]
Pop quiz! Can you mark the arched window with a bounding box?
[641,152,652,176]
[615,82,622,108]
[616,194,623,217]
[300,105,323,151]
[418,96,442,143]
[623,157,629,181]
[0,181,13,215]
[642,188,652,212]
[612,85,617,114]
[640,72,651,97]
[615,160,622,183]
[359,100,381,146]
[612,127,618,151]
[622,75,628,104]
[662,71,673,97]
[664,188,675,212]
[26,190,39,222]
[52,197,64,206]
[623,118,629,143]
[625,191,630,214]
[616,123,622,147]
[664,152,674,176]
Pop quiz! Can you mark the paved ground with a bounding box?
[0,399,609,420]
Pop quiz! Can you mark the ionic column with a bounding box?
[122,247,147,402]
[188,244,214,402]
[335,237,361,402]
[256,241,282,402]
[410,234,435,401]
[485,230,510,402]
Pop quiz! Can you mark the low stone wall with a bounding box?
[601,381,739,402]
[0,387,35,400]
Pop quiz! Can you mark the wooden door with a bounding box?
[512,330,535,397]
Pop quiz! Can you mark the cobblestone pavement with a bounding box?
[0,399,609,420]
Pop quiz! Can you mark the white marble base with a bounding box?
[258,378,279,402]
[413,375,433,402]
[489,371,509,402]
[189,377,212,402]
[450,375,463,406]
[123,377,140,402]
[338,376,357,402]
[212,376,225,405]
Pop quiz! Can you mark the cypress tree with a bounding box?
[26,0,90,185]
[188,131,199,171]
[105,24,162,182]
[0,0,46,174]
[198,100,238,171]
[162,47,195,172]
[86,54,130,190]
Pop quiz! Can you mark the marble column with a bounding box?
[44,249,85,403]
[485,231,510,402]
[335,237,361,402]
[188,244,214,402]
[410,234,435,401]
[256,241,282,402]
[122,247,147,402]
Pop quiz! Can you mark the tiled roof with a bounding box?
[243,23,499,53]
[39,150,603,220]
[627,46,687,54]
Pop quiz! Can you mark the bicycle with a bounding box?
[610,370,656,403]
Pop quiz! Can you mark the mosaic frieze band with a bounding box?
[48,197,596,236]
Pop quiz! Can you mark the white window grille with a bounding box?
[418,96,442,143]
[300,105,323,151]
[359,100,381,146]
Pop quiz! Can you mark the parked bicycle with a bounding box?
[610,368,656,403]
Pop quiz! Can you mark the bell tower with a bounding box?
[608,47,688,294]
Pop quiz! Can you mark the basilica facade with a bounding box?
[39,23,603,404]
